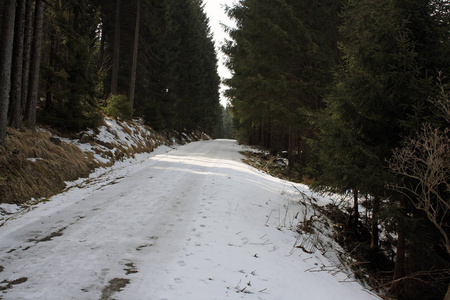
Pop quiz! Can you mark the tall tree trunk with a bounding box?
[350,189,359,227]
[370,196,380,249]
[21,0,33,115]
[110,0,121,95]
[128,0,141,109]
[98,23,105,71]
[260,119,265,147]
[10,0,26,129]
[390,196,407,296]
[0,0,17,145]
[24,0,44,131]
[288,123,294,169]
[45,26,57,110]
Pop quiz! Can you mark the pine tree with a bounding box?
[224,0,340,165]
[38,0,102,132]
[167,0,220,133]
[314,0,450,297]
[134,0,177,130]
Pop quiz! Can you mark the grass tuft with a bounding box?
[0,128,97,204]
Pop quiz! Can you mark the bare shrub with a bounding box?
[389,89,450,255]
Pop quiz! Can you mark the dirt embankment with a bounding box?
[0,118,208,205]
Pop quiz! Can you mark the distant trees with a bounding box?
[224,0,340,167]
[224,0,450,298]
[0,0,221,142]
[99,0,221,133]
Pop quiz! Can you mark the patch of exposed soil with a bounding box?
[99,278,130,300]
[0,277,28,292]
[124,262,138,275]
[27,226,67,243]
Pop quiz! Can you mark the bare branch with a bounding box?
[389,86,450,255]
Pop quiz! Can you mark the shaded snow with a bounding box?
[0,140,379,299]
[0,204,20,215]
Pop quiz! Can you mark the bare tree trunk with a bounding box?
[0,0,17,145]
[24,0,45,131]
[21,0,33,115]
[110,0,121,95]
[45,25,57,110]
[98,23,104,71]
[260,119,265,147]
[347,189,359,228]
[370,196,380,249]
[390,196,407,295]
[10,0,26,129]
[128,0,141,109]
[288,123,294,169]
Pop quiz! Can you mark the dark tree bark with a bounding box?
[128,0,141,108]
[24,0,45,131]
[347,189,359,228]
[110,0,121,95]
[353,189,359,220]
[0,0,17,145]
[370,196,380,249]
[0,1,4,36]
[10,0,26,129]
[21,0,33,115]
[98,22,105,71]
[390,196,407,296]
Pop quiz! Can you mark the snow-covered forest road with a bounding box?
[0,140,379,300]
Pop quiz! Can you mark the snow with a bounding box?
[0,140,380,299]
[0,204,20,215]
[25,158,43,163]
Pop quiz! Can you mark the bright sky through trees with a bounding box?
[203,0,236,106]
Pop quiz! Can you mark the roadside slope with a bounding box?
[0,117,206,206]
[0,140,379,299]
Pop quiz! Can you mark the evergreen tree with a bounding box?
[224,0,340,166]
[100,0,220,135]
[38,0,103,132]
[134,0,177,130]
[313,0,450,297]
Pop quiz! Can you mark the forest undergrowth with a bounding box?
[241,148,449,300]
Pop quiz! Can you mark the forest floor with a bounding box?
[0,137,381,299]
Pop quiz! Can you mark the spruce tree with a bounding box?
[38,0,102,132]
[314,0,450,297]
[224,0,340,166]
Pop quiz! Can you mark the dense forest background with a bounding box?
[1,0,450,299]
[224,0,450,299]
[0,0,223,142]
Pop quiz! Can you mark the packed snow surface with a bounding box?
[0,140,379,299]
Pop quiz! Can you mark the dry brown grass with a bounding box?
[0,122,209,205]
[0,128,98,204]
